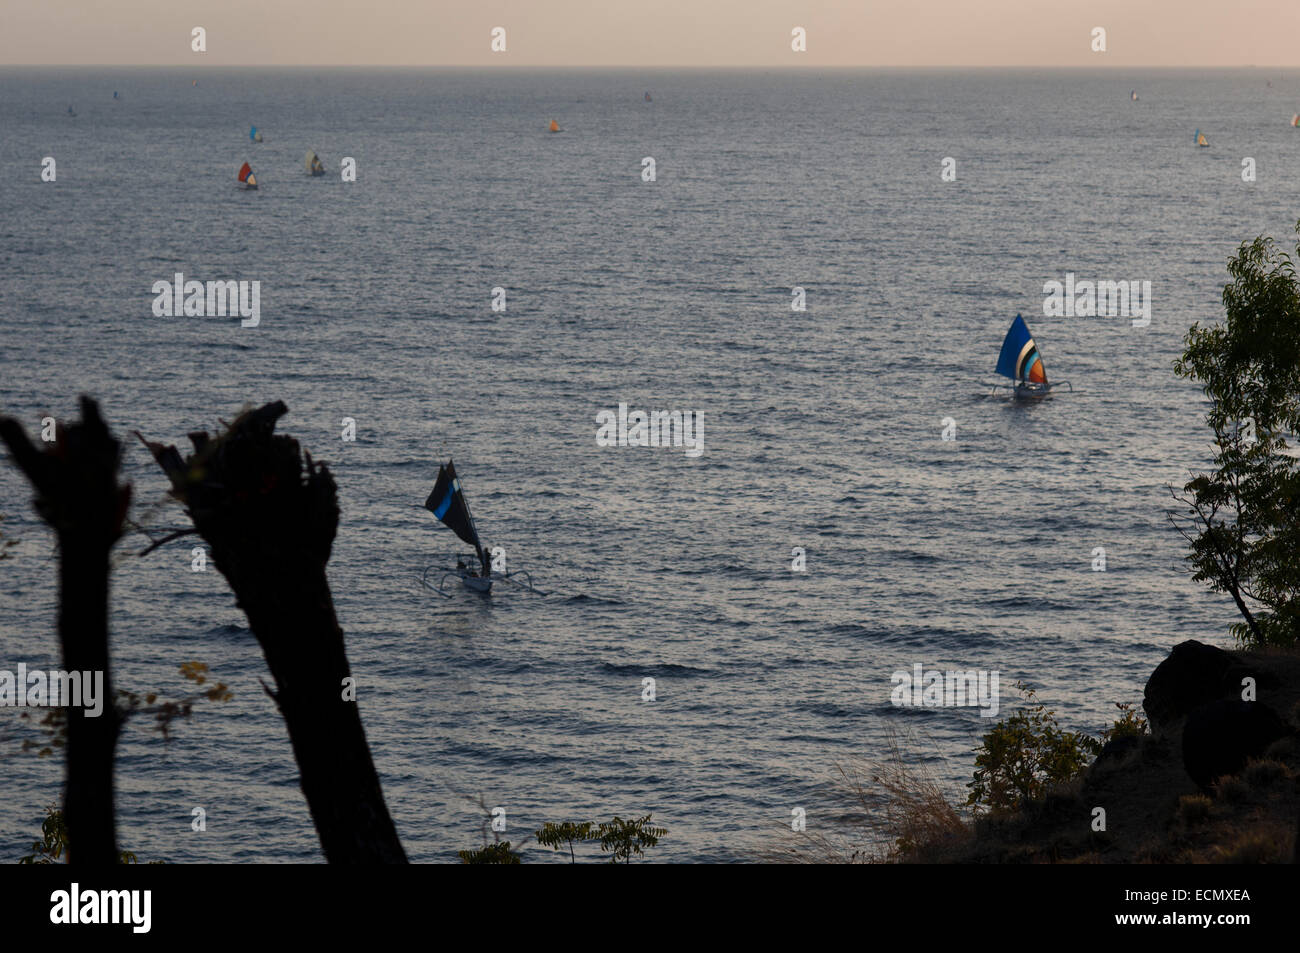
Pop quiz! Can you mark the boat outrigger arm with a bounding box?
[989,313,1071,397]
[420,559,544,598]
[419,459,545,597]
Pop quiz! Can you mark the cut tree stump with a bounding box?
[138,401,407,864]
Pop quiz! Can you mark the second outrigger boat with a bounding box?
[991,314,1071,399]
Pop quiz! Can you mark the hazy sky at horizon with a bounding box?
[2,1,1298,68]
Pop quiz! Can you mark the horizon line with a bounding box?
[3,63,1297,70]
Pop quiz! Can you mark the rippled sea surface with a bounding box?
[1,68,1298,862]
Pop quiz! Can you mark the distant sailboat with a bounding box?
[425,461,492,592]
[192,80,198,87]
[112,91,119,100]
[66,105,76,117]
[645,91,652,102]
[1195,128,1209,148]
[1130,90,1138,101]
[1291,115,1300,128]
[238,161,258,190]
[549,119,561,133]
[250,125,263,142]
[304,150,325,176]
[991,314,1070,399]
[420,460,543,597]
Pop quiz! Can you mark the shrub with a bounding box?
[1102,702,1149,742]
[457,842,521,864]
[966,683,1102,814]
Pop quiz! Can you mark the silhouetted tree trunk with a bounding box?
[0,397,127,865]
[138,401,407,863]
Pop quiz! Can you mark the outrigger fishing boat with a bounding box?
[304,150,325,176]
[991,314,1071,399]
[420,460,543,597]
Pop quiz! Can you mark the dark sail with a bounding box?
[424,460,487,572]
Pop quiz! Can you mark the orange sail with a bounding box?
[549,119,559,132]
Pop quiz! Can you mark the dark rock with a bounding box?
[1094,734,1141,770]
[1143,640,1255,735]
[1181,699,1291,788]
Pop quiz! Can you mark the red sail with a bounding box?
[238,162,253,182]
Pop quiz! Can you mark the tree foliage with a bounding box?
[534,821,594,863]
[533,816,667,864]
[18,805,143,864]
[1172,227,1300,647]
[593,815,667,864]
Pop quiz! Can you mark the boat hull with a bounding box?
[990,381,1064,399]
[460,571,492,593]
[1013,383,1052,399]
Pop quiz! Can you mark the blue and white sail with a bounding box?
[424,460,487,574]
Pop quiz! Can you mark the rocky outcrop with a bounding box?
[1142,639,1260,735]
[1181,699,1292,788]
[935,640,1300,863]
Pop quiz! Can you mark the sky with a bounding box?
[1,0,1298,67]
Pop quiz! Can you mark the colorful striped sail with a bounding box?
[238,161,257,188]
[996,314,1048,386]
[250,125,262,142]
[1195,128,1209,147]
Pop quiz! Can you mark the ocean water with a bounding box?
[1,67,1297,863]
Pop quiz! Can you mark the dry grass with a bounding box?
[1176,794,1213,825]
[1243,758,1290,788]
[1207,827,1293,864]
[765,728,971,863]
[1212,775,1250,803]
